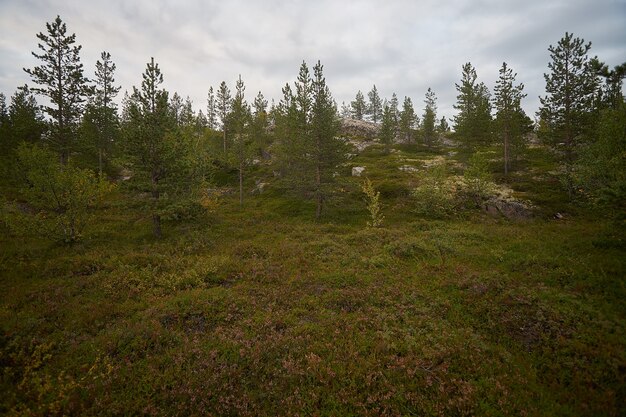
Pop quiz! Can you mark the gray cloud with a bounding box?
[1,0,624,122]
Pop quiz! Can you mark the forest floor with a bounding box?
[1,141,625,416]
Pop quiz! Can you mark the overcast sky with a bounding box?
[1,0,625,122]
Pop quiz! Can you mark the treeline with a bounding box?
[0,16,624,242]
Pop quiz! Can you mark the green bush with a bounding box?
[411,161,456,218]
[3,143,113,243]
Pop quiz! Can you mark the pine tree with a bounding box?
[217,81,232,153]
[367,85,383,123]
[274,61,345,219]
[180,96,195,128]
[339,101,351,118]
[311,60,345,219]
[252,91,270,157]
[8,87,46,146]
[24,15,90,164]
[399,96,416,143]
[169,92,184,126]
[122,57,176,238]
[389,92,399,125]
[229,75,252,206]
[539,32,598,197]
[83,51,120,176]
[438,116,450,133]
[380,104,395,154]
[494,62,527,175]
[453,63,493,149]
[206,86,217,129]
[423,88,438,148]
[351,90,367,120]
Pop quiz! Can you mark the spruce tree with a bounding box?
[423,88,437,148]
[367,85,383,123]
[351,90,367,120]
[494,62,527,175]
[438,116,450,133]
[539,32,598,197]
[389,92,399,125]
[24,15,90,164]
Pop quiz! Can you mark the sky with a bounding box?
[1,0,625,123]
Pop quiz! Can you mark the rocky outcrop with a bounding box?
[352,166,366,177]
[340,118,379,139]
[483,197,534,220]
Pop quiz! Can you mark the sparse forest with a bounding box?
[1,15,625,416]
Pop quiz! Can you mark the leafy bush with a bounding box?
[3,143,113,243]
[463,152,494,202]
[361,177,384,228]
[411,161,456,218]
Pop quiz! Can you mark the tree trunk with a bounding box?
[504,130,509,175]
[315,163,322,220]
[151,172,162,238]
[239,162,244,206]
[98,148,103,177]
[223,129,227,154]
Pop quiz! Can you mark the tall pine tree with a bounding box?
[367,85,383,123]
[423,88,438,148]
[494,62,527,175]
[24,15,90,164]
[539,32,598,197]
[351,90,367,120]
[453,63,493,150]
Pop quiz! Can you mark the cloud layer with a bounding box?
[1,0,625,121]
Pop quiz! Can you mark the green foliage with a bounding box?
[399,96,416,142]
[361,177,384,228]
[578,102,626,210]
[366,84,383,123]
[463,152,494,202]
[453,62,493,149]
[422,87,437,147]
[538,32,598,197]
[3,143,112,243]
[23,15,90,164]
[493,62,528,175]
[350,90,367,120]
[379,103,395,154]
[411,161,456,218]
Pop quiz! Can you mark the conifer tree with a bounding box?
[217,81,232,153]
[311,60,345,219]
[82,51,120,176]
[399,96,416,143]
[206,86,217,129]
[494,62,527,175]
[539,32,598,197]
[423,88,438,148]
[252,91,270,157]
[274,61,345,219]
[389,92,399,125]
[7,87,46,147]
[379,103,395,154]
[122,57,176,238]
[438,116,450,133]
[229,75,252,206]
[367,85,383,123]
[453,63,493,149]
[351,90,367,120]
[169,92,184,126]
[24,15,90,164]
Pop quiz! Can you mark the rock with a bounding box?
[483,198,533,220]
[399,165,419,173]
[251,181,268,195]
[340,118,380,139]
[346,139,377,153]
[352,166,366,177]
